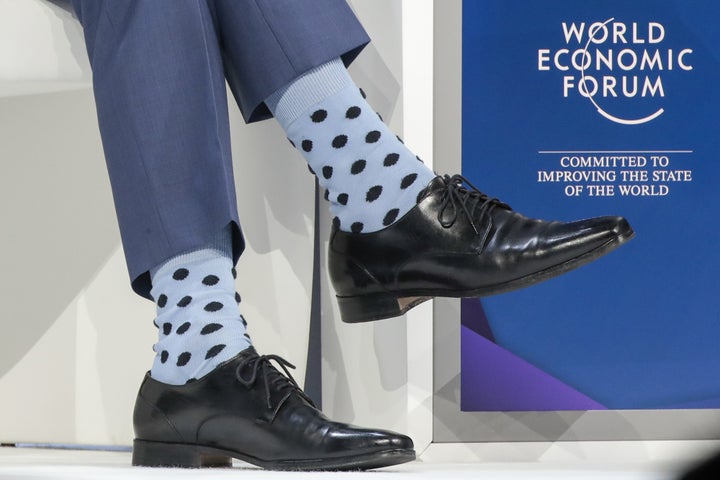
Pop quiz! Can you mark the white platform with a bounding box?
[0,444,699,480]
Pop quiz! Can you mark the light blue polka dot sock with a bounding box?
[266,59,436,233]
[149,225,251,385]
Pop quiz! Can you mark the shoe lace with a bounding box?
[437,174,510,245]
[234,353,315,421]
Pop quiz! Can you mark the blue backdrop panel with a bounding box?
[461,0,720,410]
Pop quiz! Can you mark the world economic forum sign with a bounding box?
[538,19,693,125]
[460,0,720,412]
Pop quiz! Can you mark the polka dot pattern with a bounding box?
[282,79,436,234]
[177,295,192,307]
[201,323,223,335]
[177,352,191,367]
[205,344,226,360]
[204,301,224,312]
[401,173,418,190]
[383,153,399,167]
[176,322,191,334]
[173,268,189,281]
[383,208,400,226]
[366,185,383,203]
[149,254,252,385]
[365,130,381,143]
[311,109,327,122]
[332,135,348,149]
[351,159,366,174]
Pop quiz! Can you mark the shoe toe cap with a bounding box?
[570,215,633,244]
[377,431,414,451]
[332,426,414,453]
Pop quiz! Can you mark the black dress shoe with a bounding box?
[329,174,634,323]
[132,347,415,471]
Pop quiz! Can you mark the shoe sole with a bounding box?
[338,227,635,323]
[132,439,416,471]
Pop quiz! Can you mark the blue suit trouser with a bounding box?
[71,0,369,298]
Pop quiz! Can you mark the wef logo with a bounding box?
[538,18,694,125]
